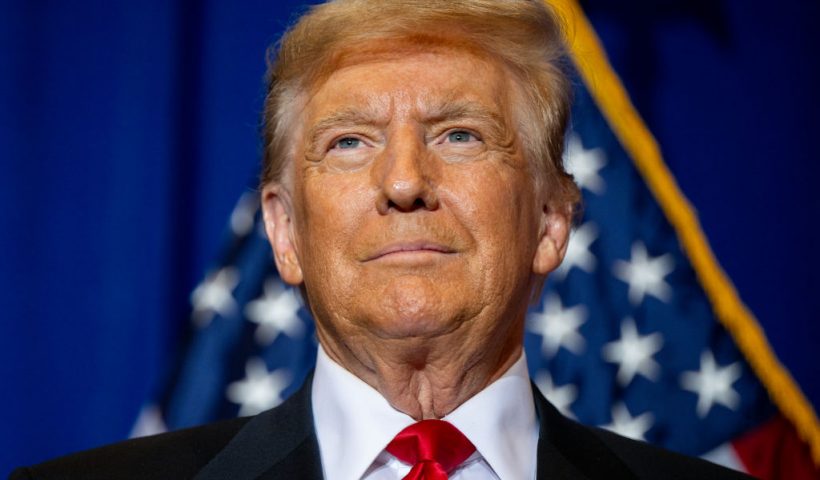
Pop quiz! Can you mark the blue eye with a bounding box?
[334,137,361,149]
[447,131,475,143]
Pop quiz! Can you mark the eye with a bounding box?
[332,137,362,150]
[446,130,478,143]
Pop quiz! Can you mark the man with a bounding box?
[11,1,751,479]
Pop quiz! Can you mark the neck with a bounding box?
[317,322,524,420]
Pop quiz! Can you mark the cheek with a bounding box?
[443,163,540,301]
[298,173,372,261]
[447,164,537,247]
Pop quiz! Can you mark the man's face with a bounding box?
[263,48,568,356]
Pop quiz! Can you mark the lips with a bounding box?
[364,240,456,262]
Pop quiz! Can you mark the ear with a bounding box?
[261,184,304,285]
[532,202,572,275]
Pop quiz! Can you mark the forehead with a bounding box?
[302,48,517,121]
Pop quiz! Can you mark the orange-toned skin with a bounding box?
[262,50,570,420]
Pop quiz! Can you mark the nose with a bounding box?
[374,130,439,214]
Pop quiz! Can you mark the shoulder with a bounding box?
[9,416,251,480]
[532,385,752,479]
[10,377,318,480]
[586,425,753,479]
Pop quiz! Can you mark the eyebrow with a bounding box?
[422,98,510,137]
[306,106,386,150]
[305,96,510,149]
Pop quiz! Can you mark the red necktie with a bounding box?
[386,419,476,480]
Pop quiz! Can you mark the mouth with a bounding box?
[364,241,457,262]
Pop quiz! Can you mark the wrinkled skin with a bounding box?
[262,49,570,419]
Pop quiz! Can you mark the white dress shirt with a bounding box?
[312,345,538,480]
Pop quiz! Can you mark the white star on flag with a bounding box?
[226,358,290,416]
[535,372,578,418]
[556,221,598,279]
[528,293,587,357]
[613,241,675,305]
[602,403,654,442]
[602,318,664,386]
[680,350,742,418]
[229,192,259,237]
[564,133,607,195]
[190,267,240,327]
[245,280,304,345]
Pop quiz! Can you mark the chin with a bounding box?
[366,276,465,339]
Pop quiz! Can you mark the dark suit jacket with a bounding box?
[10,378,753,479]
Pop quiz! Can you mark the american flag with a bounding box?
[144,7,819,479]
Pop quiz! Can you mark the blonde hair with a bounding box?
[261,0,580,209]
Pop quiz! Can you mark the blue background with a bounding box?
[1,0,817,473]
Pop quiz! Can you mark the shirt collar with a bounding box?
[312,346,415,480]
[443,353,538,480]
[311,345,537,480]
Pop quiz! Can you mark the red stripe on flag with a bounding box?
[732,414,819,479]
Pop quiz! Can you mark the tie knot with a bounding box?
[386,420,476,476]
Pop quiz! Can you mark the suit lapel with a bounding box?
[195,376,323,480]
[533,385,637,480]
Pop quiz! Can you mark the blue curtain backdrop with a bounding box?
[1,0,817,473]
